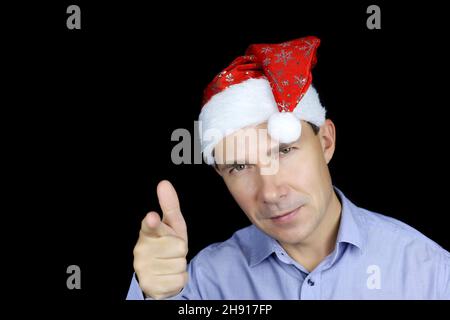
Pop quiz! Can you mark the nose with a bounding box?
[258,174,288,205]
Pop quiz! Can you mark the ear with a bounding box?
[318,119,336,164]
[213,164,223,176]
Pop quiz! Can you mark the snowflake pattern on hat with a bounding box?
[202,36,320,114]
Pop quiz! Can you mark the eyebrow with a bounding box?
[268,143,292,157]
[216,159,249,172]
[215,143,294,171]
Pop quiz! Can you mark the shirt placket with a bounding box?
[300,270,322,299]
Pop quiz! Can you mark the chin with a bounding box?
[274,229,311,245]
[252,206,316,242]
[265,214,317,244]
[259,222,308,244]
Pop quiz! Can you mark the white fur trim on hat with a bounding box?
[198,78,326,165]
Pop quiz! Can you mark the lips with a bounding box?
[269,205,303,223]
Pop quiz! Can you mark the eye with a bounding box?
[229,164,247,173]
[280,146,293,155]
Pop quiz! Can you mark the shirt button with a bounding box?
[307,279,315,286]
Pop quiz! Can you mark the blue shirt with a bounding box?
[126,188,450,299]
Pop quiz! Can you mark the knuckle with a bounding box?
[142,284,158,298]
[133,244,148,259]
[166,274,185,292]
[170,272,186,288]
[132,245,142,258]
[133,260,141,273]
[176,272,187,286]
[133,261,147,276]
[135,238,159,256]
[133,255,157,275]
[172,238,188,256]
[172,272,185,285]
[138,275,152,293]
[176,258,187,272]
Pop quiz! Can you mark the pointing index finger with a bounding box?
[156,180,187,241]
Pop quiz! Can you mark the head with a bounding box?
[213,119,337,247]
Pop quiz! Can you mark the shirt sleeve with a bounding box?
[440,253,450,300]
[126,273,145,300]
[125,273,188,300]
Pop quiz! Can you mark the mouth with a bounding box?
[269,205,303,224]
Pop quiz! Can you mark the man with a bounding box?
[127,36,450,299]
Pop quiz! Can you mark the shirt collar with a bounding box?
[243,224,277,267]
[243,186,367,267]
[333,186,366,252]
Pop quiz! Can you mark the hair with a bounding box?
[308,121,320,135]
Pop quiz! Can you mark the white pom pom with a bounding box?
[267,112,301,143]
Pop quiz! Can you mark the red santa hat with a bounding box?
[199,36,326,165]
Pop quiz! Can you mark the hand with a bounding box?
[133,180,188,299]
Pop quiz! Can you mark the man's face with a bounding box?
[214,120,336,246]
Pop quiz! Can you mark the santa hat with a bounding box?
[199,36,326,165]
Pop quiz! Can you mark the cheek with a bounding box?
[281,147,331,209]
[281,148,323,190]
[224,177,258,214]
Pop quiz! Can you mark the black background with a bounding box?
[6,0,449,308]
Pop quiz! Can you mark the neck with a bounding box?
[282,190,342,272]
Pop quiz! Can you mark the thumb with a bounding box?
[156,180,188,242]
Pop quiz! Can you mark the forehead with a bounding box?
[213,120,313,162]
[214,121,315,165]
[214,122,273,164]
